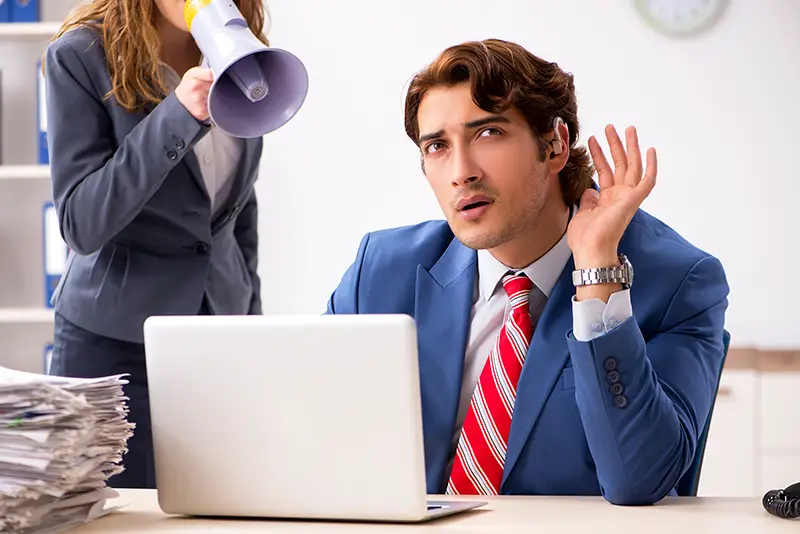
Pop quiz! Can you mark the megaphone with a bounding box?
[184,0,309,138]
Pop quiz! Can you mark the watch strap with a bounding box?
[572,254,632,288]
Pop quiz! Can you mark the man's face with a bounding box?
[416,83,553,251]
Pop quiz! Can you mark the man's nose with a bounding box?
[450,147,482,187]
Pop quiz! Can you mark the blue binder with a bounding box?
[10,0,38,22]
[42,202,68,308]
[0,0,10,23]
[37,60,48,164]
[43,344,53,374]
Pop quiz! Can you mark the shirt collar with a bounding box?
[476,210,574,301]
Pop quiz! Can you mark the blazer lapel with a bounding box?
[183,149,209,201]
[502,255,575,486]
[413,237,476,490]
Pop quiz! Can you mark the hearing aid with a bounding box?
[551,117,567,156]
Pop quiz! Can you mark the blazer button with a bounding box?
[603,357,617,371]
[175,138,185,149]
[610,382,624,396]
[167,150,178,160]
[614,395,628,408]
[606,370,620,384]
[195,242,209,254]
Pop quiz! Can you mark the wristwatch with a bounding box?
[572,254,633,290]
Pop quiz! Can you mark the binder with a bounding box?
[0,70,3,165]
[0,0,10,23]
[43,344,53,374]
[10,0,38,22]
[42,202,68,308]
[37,60,48,164]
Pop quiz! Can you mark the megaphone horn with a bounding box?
[184,0,309,138]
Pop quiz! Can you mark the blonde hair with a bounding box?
[50,0,269,112]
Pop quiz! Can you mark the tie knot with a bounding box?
[502,272,533,308]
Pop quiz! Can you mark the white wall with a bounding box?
[256,0,800,348]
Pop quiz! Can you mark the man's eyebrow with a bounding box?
[465,115,511,129]
[418,129,444,144]
[417,115,511,145]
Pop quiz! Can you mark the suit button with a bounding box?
[610,382,624,396]
[175,138,185,149]
[195,242,209,254]
[614,395,628,408]
[167,150,178,160]
[603,357,617,371]
[606,370,620,384]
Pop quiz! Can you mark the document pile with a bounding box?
[0,365,134,533]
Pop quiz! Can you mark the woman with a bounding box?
[43,0,268,489]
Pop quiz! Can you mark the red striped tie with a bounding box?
[446,272,534,495]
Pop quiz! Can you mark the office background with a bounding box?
[0,0,797,500]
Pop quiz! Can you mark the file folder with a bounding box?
[42,202,68,308]
[0,0,10,23]
[43,343,53,374]
[10,0,38,22]
[37,60,48,164]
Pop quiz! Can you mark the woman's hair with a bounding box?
[50,0,269,112]
[404,39,594,207]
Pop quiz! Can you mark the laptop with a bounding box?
[142,313,486,522]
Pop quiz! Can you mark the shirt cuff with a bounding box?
[571,289,633,342]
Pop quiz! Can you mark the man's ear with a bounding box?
[546,117,570,177]
[549,117,569,158]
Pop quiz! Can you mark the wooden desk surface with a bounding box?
[67,489,796,533]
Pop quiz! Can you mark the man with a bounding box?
[326,39,729,506]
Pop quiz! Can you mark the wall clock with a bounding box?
[633,0,728,37]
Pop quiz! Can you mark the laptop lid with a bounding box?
[142,314,431,521]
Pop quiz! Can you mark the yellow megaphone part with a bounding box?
[184,0,213,32]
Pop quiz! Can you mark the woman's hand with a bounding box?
[175,67,214,122]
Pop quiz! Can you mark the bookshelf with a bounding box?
[0,22,61,38]
[0,165,49,180]
[0,307,54,323]
[0,4,77,373]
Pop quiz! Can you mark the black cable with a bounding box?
[763,481,800,519]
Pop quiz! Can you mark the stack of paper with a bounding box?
[0,365,134,533]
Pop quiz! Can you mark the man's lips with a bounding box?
[456,195,493,211]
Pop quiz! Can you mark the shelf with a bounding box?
[0,308,54,324]
[0,22,61,39]
[0,165,49,180]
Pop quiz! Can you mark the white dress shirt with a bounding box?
[160,61,243,215]
[448,219,633,473]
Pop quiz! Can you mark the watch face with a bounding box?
[619,254,633,287]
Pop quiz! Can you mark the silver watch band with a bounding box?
[572,254,633,288]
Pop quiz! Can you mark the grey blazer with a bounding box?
[44,26,263,344]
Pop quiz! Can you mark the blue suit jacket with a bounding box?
[326,208,729,505]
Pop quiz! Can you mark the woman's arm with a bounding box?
[45,31,210,255]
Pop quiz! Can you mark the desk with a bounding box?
[68,490,795,533]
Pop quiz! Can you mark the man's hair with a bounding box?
[404,39,594,207]
[47,0,268,113]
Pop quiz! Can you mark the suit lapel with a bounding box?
[502,255,575,486]
[182,132,259,207]
[413,237,476,489]
[182,149,209,201]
